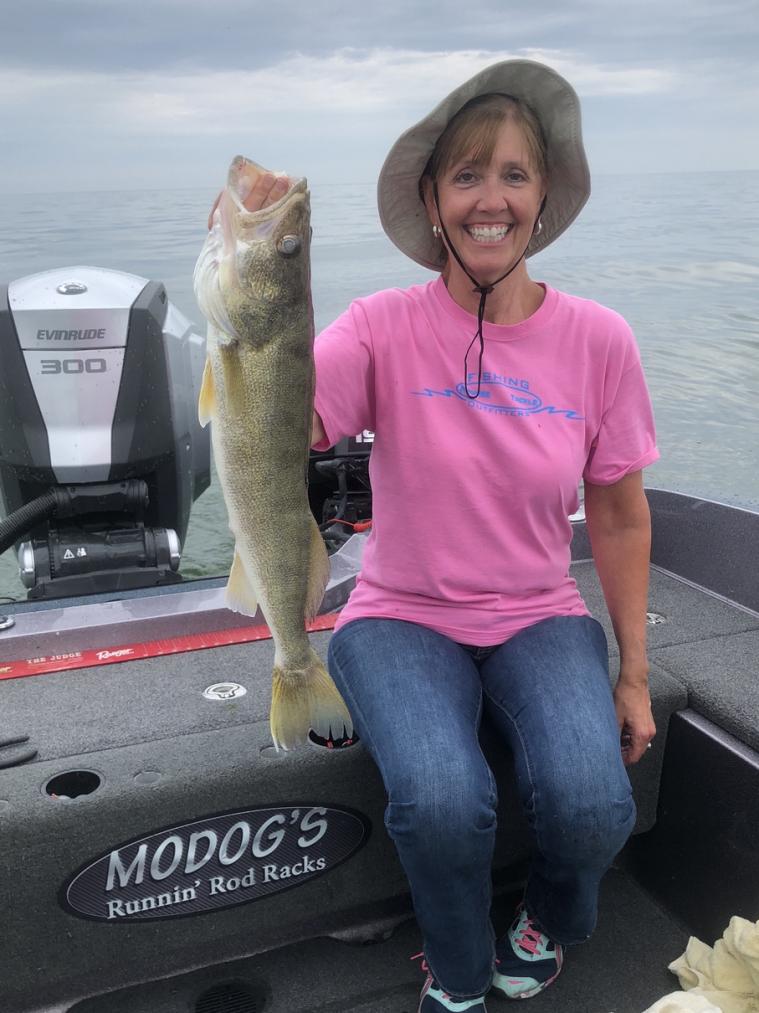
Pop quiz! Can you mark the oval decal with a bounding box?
[455,378,543,412]
[61,804,370,921]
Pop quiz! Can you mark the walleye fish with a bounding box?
[193,155,353,751]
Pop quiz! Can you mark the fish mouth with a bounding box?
[226,157,308,225]
[231,177,308,222]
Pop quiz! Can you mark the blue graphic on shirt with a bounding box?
[412,373,584,420]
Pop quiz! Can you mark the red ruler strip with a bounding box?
[0,613,339,682]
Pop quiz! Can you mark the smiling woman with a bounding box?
[299,57,661,1012]
[420,103,547,332]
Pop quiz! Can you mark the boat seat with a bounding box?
[646,629,759,753]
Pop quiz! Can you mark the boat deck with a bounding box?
[70,869,689,1013]
[0,490,758,1013]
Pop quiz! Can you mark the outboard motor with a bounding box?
[0,266,210,599]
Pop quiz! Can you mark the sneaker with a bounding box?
[490,904,563,1000]
[411,953,488,1012]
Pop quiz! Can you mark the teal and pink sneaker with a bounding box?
[490,904,564,1000]
[411,953,488,1012]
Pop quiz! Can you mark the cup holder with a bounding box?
[259,728,360,759]
[308,728,360,750]
[45,770,101,800]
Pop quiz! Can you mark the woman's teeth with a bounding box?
[465,224,513,243]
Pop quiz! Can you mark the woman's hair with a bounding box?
[421,93,548,189]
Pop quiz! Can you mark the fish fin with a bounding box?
[225,550,259,616]
[270,648,354,751]
[305,517,330,620]
[198,355,216,428]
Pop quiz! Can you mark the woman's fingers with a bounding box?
[207,190,223,230]
[614,679,655,765]
[620,723,656,766]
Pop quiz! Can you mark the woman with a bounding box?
[218,59,658,1012]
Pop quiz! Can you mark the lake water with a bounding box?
[0,172,757,599]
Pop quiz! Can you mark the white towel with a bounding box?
[641,994,724,1012]
[641,917,759,1013]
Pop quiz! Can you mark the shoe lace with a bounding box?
[410,952,450,1000]
[513,913,545,956]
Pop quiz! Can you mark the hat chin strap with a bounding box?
[433,184,546,400]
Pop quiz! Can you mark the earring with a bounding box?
[432,224,441,238]
[534,218,543,235]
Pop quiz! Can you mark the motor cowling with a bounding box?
[0,266,210,598]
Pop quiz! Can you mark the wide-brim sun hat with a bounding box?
[377,59,591,271]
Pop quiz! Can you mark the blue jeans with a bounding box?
[327,615,636,1000]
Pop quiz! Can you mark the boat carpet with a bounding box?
[69,866,690,1013]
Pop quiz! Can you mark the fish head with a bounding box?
[195,156,312,345]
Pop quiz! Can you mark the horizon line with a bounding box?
[2,167,759,197]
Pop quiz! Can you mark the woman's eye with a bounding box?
[506,171,527,183]
[454,170,477,184]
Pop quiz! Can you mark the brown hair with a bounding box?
[422,93,548,188]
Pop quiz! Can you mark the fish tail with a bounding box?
[270,648,354,752]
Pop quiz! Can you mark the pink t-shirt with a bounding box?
[314,277,659,645]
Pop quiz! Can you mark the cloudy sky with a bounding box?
[2,0,757,193]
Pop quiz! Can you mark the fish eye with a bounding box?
[277,235,301,257]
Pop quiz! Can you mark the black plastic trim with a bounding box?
[646,489,759,613]
[622,708,759,940]
[0,285,56,517]
[571,489,759,613]
[109,282,193,545]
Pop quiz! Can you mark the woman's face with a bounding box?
[424,116,546,287]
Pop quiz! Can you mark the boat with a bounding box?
[0,269,757,1013]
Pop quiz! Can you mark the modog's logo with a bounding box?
[62,805,370,921]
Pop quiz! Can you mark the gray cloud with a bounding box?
[1,3,757,193]
[3,0,758,73]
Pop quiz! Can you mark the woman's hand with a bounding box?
[614,669,656,765]
[207,172,291,229]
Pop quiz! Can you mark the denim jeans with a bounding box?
[327,615,636,1000]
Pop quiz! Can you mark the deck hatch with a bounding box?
[194,980,264,1013]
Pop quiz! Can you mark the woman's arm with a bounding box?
[583,470,656,765]
[311,410,326,448]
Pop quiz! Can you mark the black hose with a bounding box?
[0,492,57,556]
[0,480,150,558]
